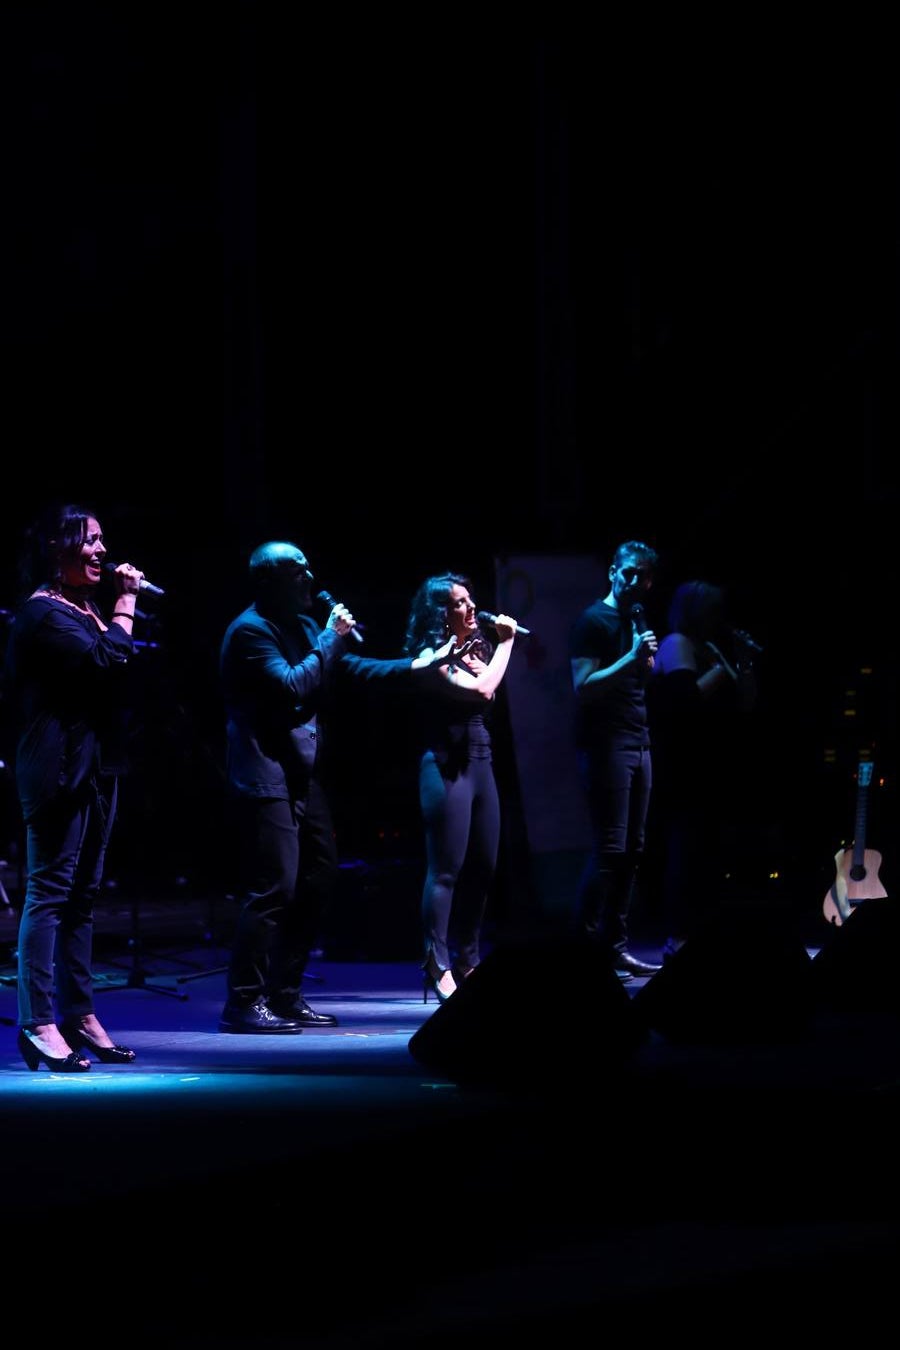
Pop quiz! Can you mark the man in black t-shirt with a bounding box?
[569,540,663,980]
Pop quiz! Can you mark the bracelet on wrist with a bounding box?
[113,609,135,619]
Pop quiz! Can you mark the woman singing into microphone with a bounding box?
[401,571,521,1003]
[4,502,146,1070]
[647,578,759,960]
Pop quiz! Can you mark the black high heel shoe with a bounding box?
[18,1028,91,1073]
[422,957,456,1005]
[60,1019,136,1064]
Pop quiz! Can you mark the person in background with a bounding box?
[218,541,456,1034]
[569,540,663,981]
[3,502,145,1070]
[401,572,521,1003]
[647,579,758,961]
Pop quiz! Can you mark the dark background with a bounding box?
[1,11,896,933]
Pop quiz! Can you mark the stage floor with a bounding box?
[2,897,900,1346]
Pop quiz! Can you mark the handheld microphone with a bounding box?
[103,562,165,597]
[317,589,364,644]
[630,603,648,634]
[730,626,764,654]
[476,611,531,638]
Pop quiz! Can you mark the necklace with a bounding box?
[32,588,107,631]
[33,588,94,614]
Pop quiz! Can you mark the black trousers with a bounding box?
[225,779,338,1008]
[575,743,652,956]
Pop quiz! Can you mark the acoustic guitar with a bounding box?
[822,760,886,926]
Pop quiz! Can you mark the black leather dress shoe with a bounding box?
[219,1001,303,1034]
[614,952,662,976]
[270,997,339,1028]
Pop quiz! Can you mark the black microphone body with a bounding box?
[730,626,764,654]
[103,562,165,597]
[317,589,364,643]
[629,603,648,634]
[476,611,531,638]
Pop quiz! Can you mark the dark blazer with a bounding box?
[220,604,411,800]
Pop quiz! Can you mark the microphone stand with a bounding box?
[93,890,189,1001]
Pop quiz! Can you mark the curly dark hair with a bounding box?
[401,572,491,660]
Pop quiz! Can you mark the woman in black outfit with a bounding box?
[647,578,758,959]
[402,573,521,1003]
[4,502,145,1070]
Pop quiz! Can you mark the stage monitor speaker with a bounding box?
[632,904,814,1045]
[811,897,900,1015]
[408,935,647,1092]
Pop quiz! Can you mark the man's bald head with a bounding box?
[248,541,313,604]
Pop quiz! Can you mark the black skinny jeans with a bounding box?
[575,743,651,956]
[419,749,500,975]
[17,776,117,1028]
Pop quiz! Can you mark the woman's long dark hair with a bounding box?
[667,579,725,641]
[16,502,96,599]
[401,571,491,660]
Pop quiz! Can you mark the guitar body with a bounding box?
[823,845,887,926]
[822,759,886,927]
